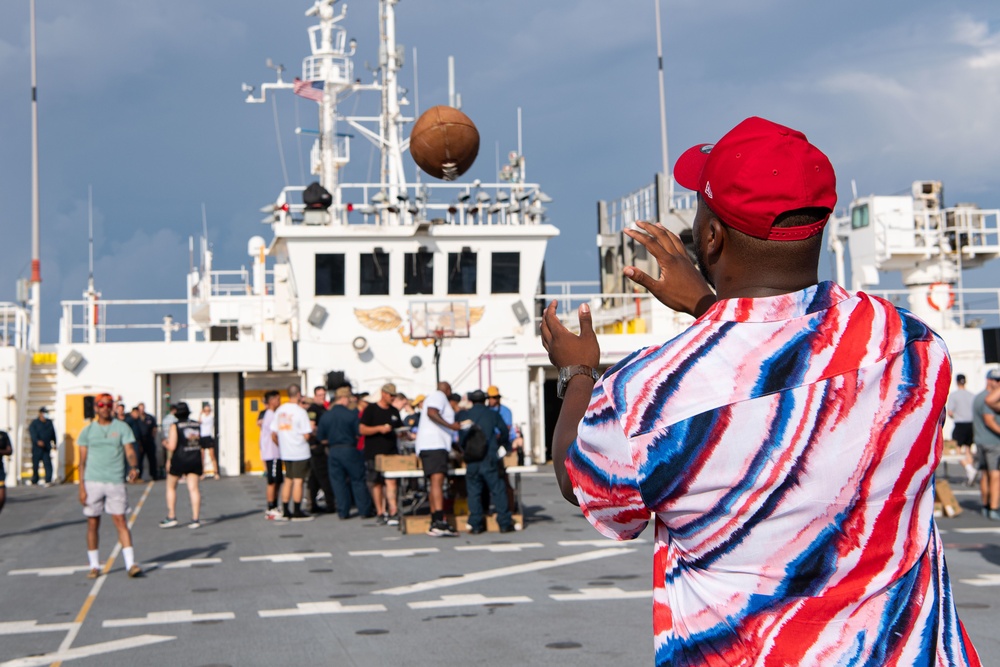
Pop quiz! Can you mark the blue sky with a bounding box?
[2,1,999,342]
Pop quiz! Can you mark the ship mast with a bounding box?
[379,0,407,210]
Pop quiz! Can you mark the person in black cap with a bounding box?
[457,390,514,533]
[28,407,57,486]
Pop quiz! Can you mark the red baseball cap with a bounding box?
[673,117,837,241]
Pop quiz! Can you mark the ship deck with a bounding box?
[0,467,997,665]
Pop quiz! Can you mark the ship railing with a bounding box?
[208,269,274,297]
[61,299,190,344]
[604,178,697,235]
[0,302,29,349]
[268,182,551,227]
[534,285,688,335]
[861,287,1000,330]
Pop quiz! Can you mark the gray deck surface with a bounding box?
[0,467,996,666]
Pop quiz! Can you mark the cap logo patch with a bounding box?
[700,144,714,154]
[704,181,713,199]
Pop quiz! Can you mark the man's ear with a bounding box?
[704,215,725,261]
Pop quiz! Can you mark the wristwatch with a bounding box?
[557,365,600,399]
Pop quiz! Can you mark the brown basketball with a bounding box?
[409,106,479,181]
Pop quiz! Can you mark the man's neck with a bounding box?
[97,416,112,426]
[378,399,390,409]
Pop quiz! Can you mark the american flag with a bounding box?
[293,77,324,102]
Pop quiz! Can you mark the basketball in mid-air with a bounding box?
[409,106,479,181]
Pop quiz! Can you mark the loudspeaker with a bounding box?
[83,395,95,420]
[326,370,346,391]
[308,304,328,328]
[512,300,530,326]
[62,349,84,373]
[984,327,1000,365]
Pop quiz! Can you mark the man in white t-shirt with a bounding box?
[271,385,314,521]
[414,381,461,536]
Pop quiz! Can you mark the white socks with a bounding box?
[122,547,135,570]
[87,550,99,569]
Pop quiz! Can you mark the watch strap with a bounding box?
[558,365,599,398]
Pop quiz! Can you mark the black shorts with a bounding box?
[419,450,449,477]
[365,459,385,484]
[283,459,310,479]
[199,436,215,450]
[264,459,284,485]
[169,451,203,477]
[952,422,974,447]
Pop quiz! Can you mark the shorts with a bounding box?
[283,459,310,479]
[168,451,203,477]
[419,449,449,477]
[365,459,385,484]
[264,459,284,485]
[978,446,1000,471]
[0,459,5,487]
[199,436,216,450]
[82,481,129,517]
[952,422,974,447]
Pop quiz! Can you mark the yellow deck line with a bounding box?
[51,481,154,667]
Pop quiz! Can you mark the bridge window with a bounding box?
[491,252,520,293]
[448,249,477,295]
[851,205,869,230]
[360,250,389,295]
[315,253,345,296]
[404,249,434,295]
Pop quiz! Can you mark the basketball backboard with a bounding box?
[408,300,471,340]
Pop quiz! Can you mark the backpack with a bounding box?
[459,423,488,463]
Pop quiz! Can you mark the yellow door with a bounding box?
[63,394,95,482]
[243,390,287,473]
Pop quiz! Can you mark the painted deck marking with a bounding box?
[408,594,532,609]
[240,552,332,563]
[374,547,636,596]
[557,539,646,548]
[953,528,1000,535]
[959,574,1000,587]
[258,601,387,618]
[550,587,652,601]
[348,547,439,558]
[0,634,174,667]
[0,620,76,635]
[7,566,93,578]
[454,543,543,553]
[102,610,235,628]
[143,558,222,571]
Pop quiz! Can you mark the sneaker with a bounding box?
[982,506,990,518]
[38,481,50,488]
[376,514,389,526]
[265,508,283,520]
[127,564,143,578]
[188,520,202,529]
[427,520,457,537]
[290,510,315,522]
[469,525,487,535]
[385,514,400,527]
[499,525,515,534]
[989,509,1000,522]
[159,517,178,528]
[86,567,101,579]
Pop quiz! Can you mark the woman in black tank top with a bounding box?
[159,403,203,529]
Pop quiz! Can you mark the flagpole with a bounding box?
[654,0,672,203]
[29,0,42,351]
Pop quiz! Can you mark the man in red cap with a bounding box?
[543,117,980,665]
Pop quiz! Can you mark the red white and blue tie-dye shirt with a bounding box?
[566,281,981,667]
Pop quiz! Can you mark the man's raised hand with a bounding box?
[623,221,716,318]
[540,301,600,369]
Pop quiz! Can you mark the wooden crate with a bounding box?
[400,513,524,535]
[376,454,421,472]
[935,479,962,517]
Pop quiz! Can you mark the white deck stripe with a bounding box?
[143,558,222,570]
[0,634,174,667]
[550,587,652,601]
[8,566,93,577]
[348,548,439,558]
[557,539,645,547]
[959,574,1000,587]
[239,552,332,563]
[374,547,636,596]
[0,621,77,635]
[102,610,235,628]
[408,594,533,609]
[953,527,1000,534]
[454,543,544,553]
[258,601,386,618]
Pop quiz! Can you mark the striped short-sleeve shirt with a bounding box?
[567,281,980,666]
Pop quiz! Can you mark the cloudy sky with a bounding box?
[2,1,999,342]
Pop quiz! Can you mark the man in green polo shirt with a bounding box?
[77,392,143,578]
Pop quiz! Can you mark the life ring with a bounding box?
[926,282,955,311]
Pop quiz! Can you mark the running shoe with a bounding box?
[188,520,202,529]
[86,568,101,579]
[159,517,178,528]
[427,520,457,537]
[376,514,389,526]
[265,508,283,520]
[290,510,315,522]
[127,564,143,578]
[385,514,400,527]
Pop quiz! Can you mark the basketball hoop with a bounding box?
[409,301,470,384]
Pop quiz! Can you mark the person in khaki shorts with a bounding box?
[77,393,143,578]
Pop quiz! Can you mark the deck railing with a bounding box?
[0,302,29,349]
